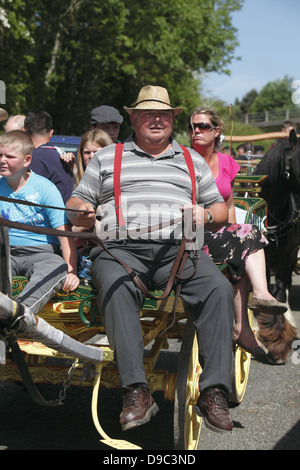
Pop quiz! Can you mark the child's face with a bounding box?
[82,141,102,168]
[0,144,31,179]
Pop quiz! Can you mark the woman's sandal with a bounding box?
[233,333,268,360]
[248,295,287,315]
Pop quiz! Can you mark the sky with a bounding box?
[202,0,300,104]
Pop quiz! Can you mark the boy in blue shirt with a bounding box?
[0,130,79,314]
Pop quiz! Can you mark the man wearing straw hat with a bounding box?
[67,85,234,433]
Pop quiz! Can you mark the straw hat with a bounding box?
[124,85,183,115]
[0,108,8,122]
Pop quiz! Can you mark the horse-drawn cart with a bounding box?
[0,184,267,450]
[0,272,251,451]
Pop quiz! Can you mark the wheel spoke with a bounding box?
[174,318,202,450]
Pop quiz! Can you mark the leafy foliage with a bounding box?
[0,0,242,136]
[233,75,299,116]
[250,76,298,113]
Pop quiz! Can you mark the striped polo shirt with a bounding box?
[71,135,224,241]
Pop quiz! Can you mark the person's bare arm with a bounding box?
[66,197,96,228]
[57,224,80,292]
[203,202,229,230]
[226,183,236,224]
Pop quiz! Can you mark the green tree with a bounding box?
[233,89,258,115]
[1,0,243,136]
[251,76,298,113]
[0,0,35,111]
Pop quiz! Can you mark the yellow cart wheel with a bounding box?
[229,309,253,404]
[174,317,202,450]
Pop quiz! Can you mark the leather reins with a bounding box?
[0,207,198,302]
[0,144,199,320]
[0,205,198,338]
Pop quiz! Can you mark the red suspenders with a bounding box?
[114,143,126,228]
[113,143,197,228]
[179,145,196,205]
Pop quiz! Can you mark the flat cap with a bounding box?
[91,105,123,125]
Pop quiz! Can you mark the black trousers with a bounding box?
[91,241,234,392]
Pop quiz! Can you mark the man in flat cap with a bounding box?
[90,105,123,143]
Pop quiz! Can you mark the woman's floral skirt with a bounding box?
[202,224,268,284]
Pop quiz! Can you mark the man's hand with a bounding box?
[75,202,96,228]
[181,205,205,227]
[62,272,80,292]
[181,202,228,231]
[66,198,96,228]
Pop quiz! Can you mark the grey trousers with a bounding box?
[91,241,234,392]
[10,245,67,315]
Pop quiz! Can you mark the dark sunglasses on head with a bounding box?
[189,122,216,132]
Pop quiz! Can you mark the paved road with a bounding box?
[197,274,300,451]
[0,275,299,451]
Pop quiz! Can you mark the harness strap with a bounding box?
[99,219,197,301]
[0,215,183,240]
[0,214,197,301]
[0,217,98,240]
[0,144,199,301]
[0,195,93,213]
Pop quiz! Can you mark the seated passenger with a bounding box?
[62,129,113,189]
[70,129,113,278]
[188,107,287,358]
[90,105,123,143]
[0,130,79,314]
[24,111,74,203]
[67,85,235,433]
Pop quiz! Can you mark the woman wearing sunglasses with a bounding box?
[188,106,287,358]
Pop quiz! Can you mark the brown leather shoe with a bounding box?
[195,388,233,432]
[120,384,159,431]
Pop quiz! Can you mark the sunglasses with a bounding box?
[189,122,216,132]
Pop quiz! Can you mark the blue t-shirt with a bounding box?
[29,143,74,203]
[0,171,68,246]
